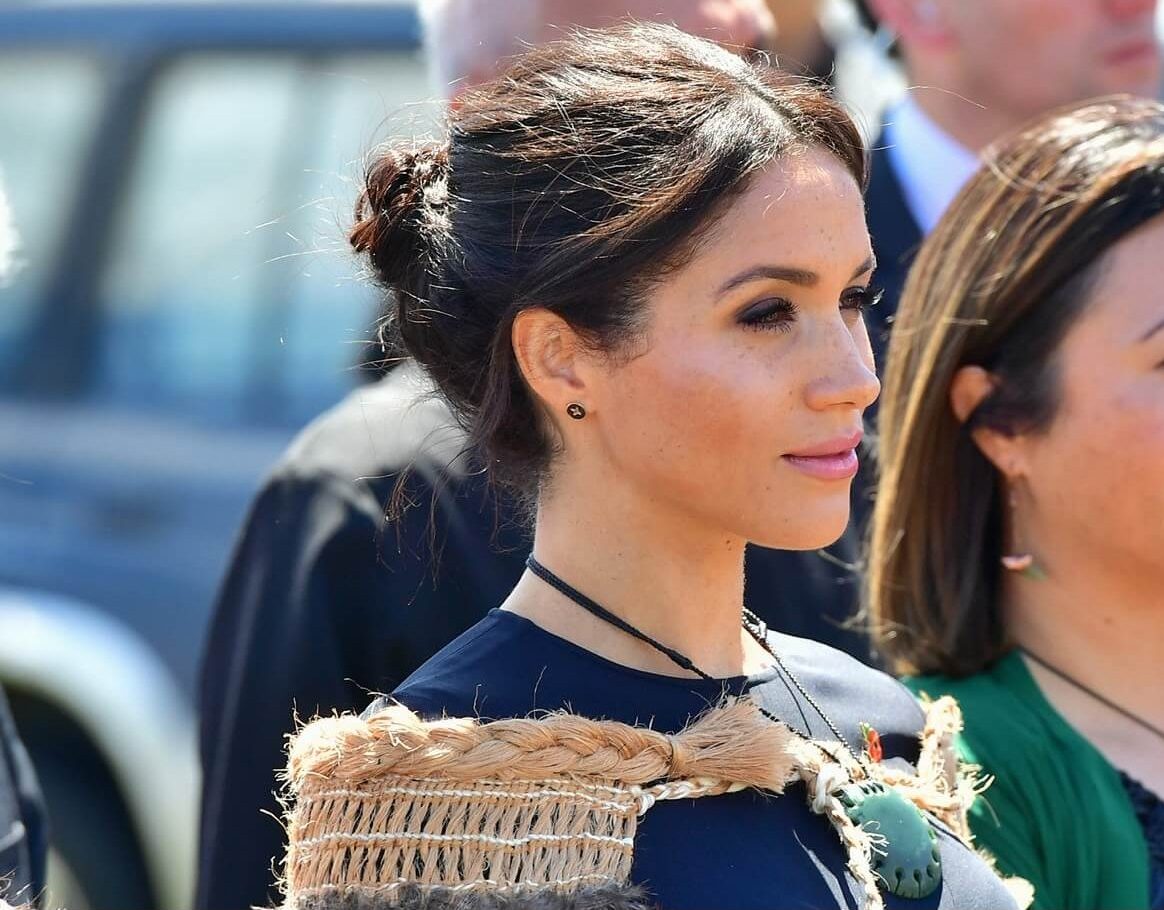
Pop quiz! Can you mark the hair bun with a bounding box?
[349,142,451,291]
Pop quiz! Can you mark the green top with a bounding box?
[905,650,1150,910]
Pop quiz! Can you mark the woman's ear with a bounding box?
[511,309,589,417]
[949,365,1028,479]
[949,365,992,424]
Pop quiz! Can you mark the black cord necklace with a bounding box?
[524,554,863,768]
[523,555,949,901]
[1022,648,1164,742]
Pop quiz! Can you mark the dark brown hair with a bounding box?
[349,23,865,498]
[868,96,1164,676]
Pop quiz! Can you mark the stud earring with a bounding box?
[565,403,587,420]
[1000,486,1045,579]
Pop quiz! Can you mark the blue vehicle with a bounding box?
[0,5,429,907]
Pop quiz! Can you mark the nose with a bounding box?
[803,319,881,414]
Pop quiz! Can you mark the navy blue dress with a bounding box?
[373,609,1020,910]
[1120,773,1164,909]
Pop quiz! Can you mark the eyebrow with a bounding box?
[1138,315,1164,343]
[716,255,877,298]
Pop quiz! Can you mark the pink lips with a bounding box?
[782,431,862,481]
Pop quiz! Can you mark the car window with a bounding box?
[276,54,440,420]
[94,50,433,427]
[0,53,105,372]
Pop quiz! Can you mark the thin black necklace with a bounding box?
[525,554,865,769]
[1022,648,1164,742]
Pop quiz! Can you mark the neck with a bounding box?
[1006,552,1164,738]
[502,461,758,678]
[905,73,1022,154]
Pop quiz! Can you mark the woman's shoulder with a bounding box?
[365,610,543,719]
[371,609,720,726]
[764,630,929,752]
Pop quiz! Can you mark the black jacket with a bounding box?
[0,687,47,909]
[865,137,924,363]
[850,138,924,528]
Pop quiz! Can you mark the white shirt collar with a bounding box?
[883,95,980,235]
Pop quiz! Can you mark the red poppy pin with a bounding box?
[859,722,883,763]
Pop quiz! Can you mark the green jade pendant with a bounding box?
[835,781,942,899]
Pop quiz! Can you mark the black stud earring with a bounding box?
[566,402,587,420]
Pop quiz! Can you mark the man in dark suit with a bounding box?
[855,0,1160,351]
[195,5,880,910]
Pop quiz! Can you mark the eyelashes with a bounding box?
[737,285,884,332]
[842,285,884,313]
[738,297,798,332]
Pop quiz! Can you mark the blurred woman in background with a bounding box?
[869,95,1164,909]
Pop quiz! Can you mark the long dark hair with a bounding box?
[868,96,1164,676]
[350,23,866,500]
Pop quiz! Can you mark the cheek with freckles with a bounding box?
[601,330,790,504]
[593,325,852,549]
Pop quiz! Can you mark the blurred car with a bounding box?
[0,4,431,907]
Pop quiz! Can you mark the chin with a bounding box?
[745,504,851,551]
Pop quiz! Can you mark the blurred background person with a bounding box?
[851,0,1160,347]
[767,0,835,77]
[424,0,778,91]
[195,4,901,910]
[869,96,1164,909]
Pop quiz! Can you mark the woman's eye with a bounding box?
[841,285,884,314]
[738,298,798,331]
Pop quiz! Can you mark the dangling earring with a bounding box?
[1000,486,1045,580]
[565,402,587,420]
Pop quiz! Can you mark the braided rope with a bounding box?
[909,695,981,837]
[794,741,886,910]
[286,698,799,793]
[632,777,746,814]
[281,695,999,907]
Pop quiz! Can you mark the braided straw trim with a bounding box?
[882,694,984,839]
[912,697,1033,908]
[285,698,800,792]
[794,741,887,910]
[282,699,801,903]
[790,697,988,910]
[282,695,1004,908]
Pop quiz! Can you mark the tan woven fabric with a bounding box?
[282,700,795,907]
[279,695,1024,910]
[289,776,639,894]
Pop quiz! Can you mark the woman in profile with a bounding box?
[869,96,1164,910]
[275,24,1021,910]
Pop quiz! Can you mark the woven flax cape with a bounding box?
[279,696,1021,910]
